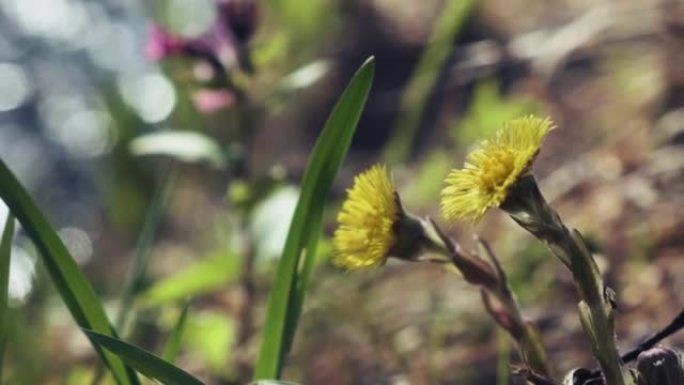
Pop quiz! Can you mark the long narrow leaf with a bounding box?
[84,329,204,385]
[0,215,14,382]
[254,57,375,379]
[0,160,139,385]
[162,302,191,363]
[282,210,323,357]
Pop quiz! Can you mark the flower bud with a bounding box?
[636,347,684,385]
[562,368,597,385]
[218,0,259,43]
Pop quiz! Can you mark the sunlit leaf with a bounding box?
[130,131,226,168]
[184,311,235,371]
[141,253,241,305]
[254,57,374,379]
[278,60,331,92]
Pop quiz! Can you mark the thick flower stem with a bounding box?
[502,175,626,385]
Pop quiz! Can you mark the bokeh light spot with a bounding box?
[118,73,177,123]
[0,62,31,111]
[57,227,93,265]
[9,246,35,304]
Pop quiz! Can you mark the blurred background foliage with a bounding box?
[1,0,684,384]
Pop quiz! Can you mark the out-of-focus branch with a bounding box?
[447,2,662,85]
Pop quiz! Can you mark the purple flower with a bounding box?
[144,0,257,64]
[144,24,184,61]
[144,20,237,68]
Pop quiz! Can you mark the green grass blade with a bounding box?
[162,302,191,363]
[0,160,139,385]
[382,0,476,162]
[117,164,177,331]
[0,215,14,382]
[83,329,204,385]
[254,56,375,379]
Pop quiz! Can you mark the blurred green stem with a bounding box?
[194,40,260,380]
[228,56,260,381]
[496,328,510,385]
[502,174,626,385]
[161,301,191,363]
[235,225,257,381]
[383,0,476,162]
[116,164,178,332]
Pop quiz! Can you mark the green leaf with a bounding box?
[0,160,139,385]
[83,329,204,385]
[140,253,241,306]
[277,60,331,93]
[254,57,375,379]
[0,215,14,382]
[162,302,190,363]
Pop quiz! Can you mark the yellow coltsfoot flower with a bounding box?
[441,115,554,222]
[333,164,399,269]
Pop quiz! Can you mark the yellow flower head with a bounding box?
[441,115,553,222]
[333,164,399,269]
